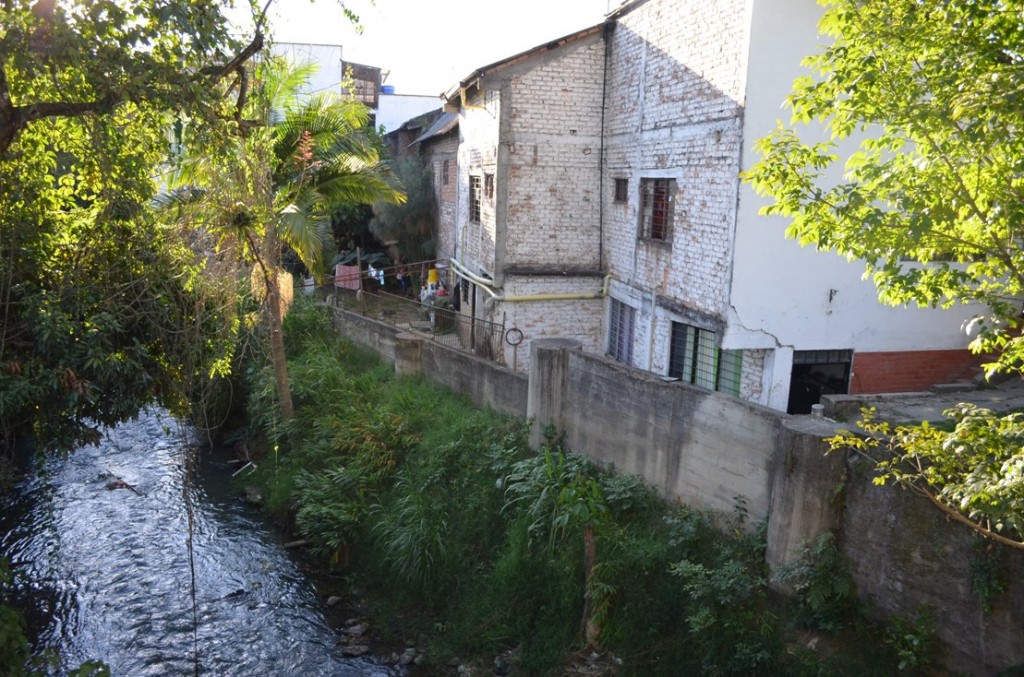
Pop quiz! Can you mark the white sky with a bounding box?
[256,0,615,96]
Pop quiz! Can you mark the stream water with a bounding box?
[0,410,394,676]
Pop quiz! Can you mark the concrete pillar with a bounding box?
[527,338,582,449]
[765,419,847,587]
[394,332,424,378]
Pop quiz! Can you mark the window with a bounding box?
[613,178,628,203]
[608,299,635,365]
[342,61,381,108]
[668,322,742,396]
[469,175,481,223]
[639,178,675,241]
[484,173,494,200]
[442,159,450,185]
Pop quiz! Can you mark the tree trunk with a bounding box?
[260,214,294,422]
[265,271,294,420]
[581,522,600,648]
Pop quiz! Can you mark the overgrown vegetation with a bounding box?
[234,297,924,674]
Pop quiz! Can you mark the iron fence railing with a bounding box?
[324,285,505,365]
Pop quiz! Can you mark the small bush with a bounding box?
[776,532,856,632]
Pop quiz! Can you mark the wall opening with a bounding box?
[787,349,852,414]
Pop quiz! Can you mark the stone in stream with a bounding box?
[340,644,371,657]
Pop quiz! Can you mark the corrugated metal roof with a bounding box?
[409,111,458,147]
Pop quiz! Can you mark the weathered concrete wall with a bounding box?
[329,303,527,418]
[328,300,401,364]
[841,456,1024,675]
[530,339,781,520]
[418,338,527,418]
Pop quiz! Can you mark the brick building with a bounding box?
[438,0,981,413]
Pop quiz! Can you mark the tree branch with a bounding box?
[1,28,267,156]
[913,481,1024,550]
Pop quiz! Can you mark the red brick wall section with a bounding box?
[850,350,980,394]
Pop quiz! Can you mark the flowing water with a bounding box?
[0,410,394,676]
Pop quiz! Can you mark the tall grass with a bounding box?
[238,297,914,675]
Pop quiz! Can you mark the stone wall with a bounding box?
[528,338,783,520]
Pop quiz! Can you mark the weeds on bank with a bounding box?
[235,298,921,675]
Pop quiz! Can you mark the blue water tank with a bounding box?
[381,85,395,95]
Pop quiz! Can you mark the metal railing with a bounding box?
[325,284,506,365]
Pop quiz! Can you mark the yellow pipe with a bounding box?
[449,256,614,306]
[485,276,613,306]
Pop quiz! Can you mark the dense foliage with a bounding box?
[0,0,265,452]
[743,0,1024,545]
[369,155,437,263]
[238,297,920,675]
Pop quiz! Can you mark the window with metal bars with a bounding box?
[469,175,481,223]
[638,178,675,241]
[668,322,742,396]
[607,299,635,365]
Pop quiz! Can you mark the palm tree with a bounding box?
[167,58,404,420]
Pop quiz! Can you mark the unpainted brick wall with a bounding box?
[603,0,749,322]
[426,135,458,261]
[851,349,979,393]
[504,38,605,268]
[457,91,500,275]
[500,274,606,371]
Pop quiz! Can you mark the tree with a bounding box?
[369,155,438,263]
[743,0,1024,545]
[0,0,268,453]
[0,0,265,156]
[0,0,271,454]
[169,58,403,422]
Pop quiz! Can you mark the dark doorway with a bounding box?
[787,349,852,415]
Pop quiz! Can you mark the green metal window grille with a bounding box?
[668,322,742,396]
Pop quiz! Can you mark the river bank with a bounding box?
[228,299,921,676]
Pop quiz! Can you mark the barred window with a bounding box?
[442,159,449,185]
[639,178,675,241]
[469,175,482,223]
[608,299,635,365]
[668,322,742,396]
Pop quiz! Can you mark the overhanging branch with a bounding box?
[0,28,267,156]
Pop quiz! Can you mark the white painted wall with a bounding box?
[727,0,981,409]
[272,43,345,96]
